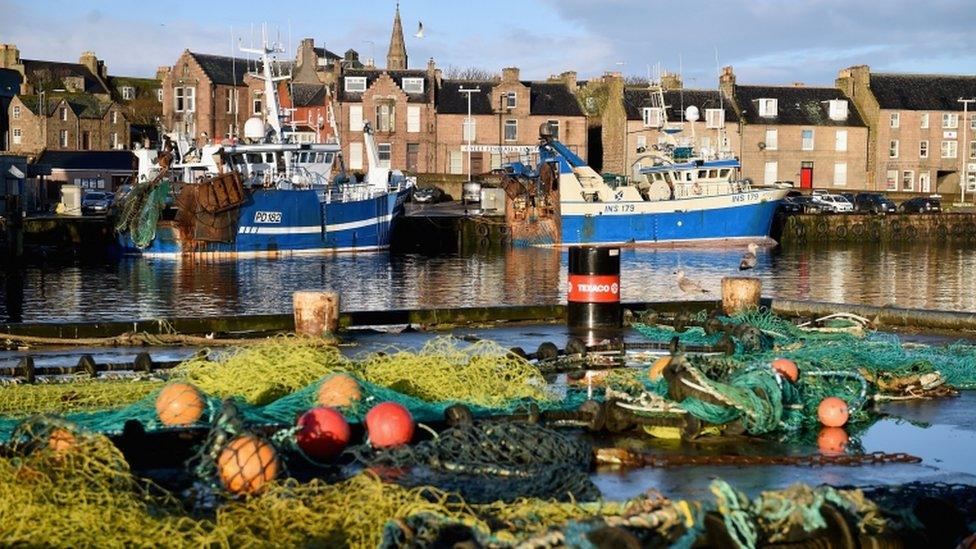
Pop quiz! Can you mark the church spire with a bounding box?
[386,2,407,70]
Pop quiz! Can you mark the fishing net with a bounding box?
[115,178,171,248]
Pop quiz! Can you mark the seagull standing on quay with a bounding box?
[675,270,710,294]
[739,243,759,271]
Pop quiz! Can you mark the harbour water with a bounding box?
[3,241,976,323]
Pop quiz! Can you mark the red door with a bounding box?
[800,162,814,189]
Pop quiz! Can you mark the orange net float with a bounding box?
[317,373,362,408]
[295,407,351,461]
[648,356,671,381]
[47,428,76,453]
[365,402,415,448]
[770,358,799,383]
[217,434,280,495]
[817,427,849,455]
[155,382,206,426]
[817,397,850,427]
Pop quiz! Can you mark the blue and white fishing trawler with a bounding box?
[116,35,411,258]
[503,85,788,247]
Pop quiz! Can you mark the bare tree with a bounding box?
[443,65,496,80]
[623,75,650,88]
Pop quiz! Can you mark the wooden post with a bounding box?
[721,277,761,316]
[293,291,340,338]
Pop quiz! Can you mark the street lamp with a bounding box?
[459,86,480,213]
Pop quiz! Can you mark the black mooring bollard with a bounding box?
[567,246,622,345]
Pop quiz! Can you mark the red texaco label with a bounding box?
[568,274,620,303]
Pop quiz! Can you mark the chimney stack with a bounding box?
[502,67,520,82]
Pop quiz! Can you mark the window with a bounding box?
[121,86,135,100]
[157,89,163,102]
[504,119,517,141]
[348,142,363,170]
[833,162,847,186]
[890,113,900,128]
[835,130,847,152]
[970,140,976,160]
[377,143,391,168]
[401,77,424,94]
[12,105,19,119]
[60,106,67,121]
[642,107,663,128]
[110,132,118,148]
[920,113,929,129]
[758,98,777,118]
[585,96,596,112]
[226,89,238,114]
[252,93,262,116]
[763,161,777,185]
[828,100,848,121]
[705,108,724,128]
[764,129,778,150]
[449,150,462,174]
[407,106,420,133]
[12,128,21,144]
[971,115,976,131]
[462,117,476,141]
[919,140,928,158]
[889,139,899,158]
[635,135,647,151]
[919,171,931,192]
[375,103,394,132]
[175,87,185,112]
[942,140,957,158]
[885,170,898,191]
[59,129,68,147]
[504,92,517,109]
[344,77,367,92]
[902,170,914,192]
[111,111,118,124]
[547,120,559,140]
[182,87,195,112]
[349,105,363,132]
[801,129,814,151]
[943,113,958,128]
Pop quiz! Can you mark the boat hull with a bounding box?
[558,189,787,246]
[118,188,409,258]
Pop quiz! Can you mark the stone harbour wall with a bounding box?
[777,213,976,244]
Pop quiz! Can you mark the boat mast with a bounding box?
[240,25,289,142]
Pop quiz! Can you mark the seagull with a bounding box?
[414,21,424,38]
[675,270,709,294]
[739,243,759,271]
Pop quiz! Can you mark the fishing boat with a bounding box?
[116,37,411,258]
[502,85,788,247]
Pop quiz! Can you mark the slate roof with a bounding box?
[624,89,736,122]
[437,80,583,116]
[289,83,327,107]
[21,59,109,94]
[108,76,161,101]
[870,73,976,111]
[36,150,136,171]
[313,47,341,62]
[337,69,431,102]
[187,52,249,86]
[735,85,865,126]
[18,93,116,119]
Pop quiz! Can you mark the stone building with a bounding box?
[434,68,587,175]
[722,67,869,189]
[837,66,976,194]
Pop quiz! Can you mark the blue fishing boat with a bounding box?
[116,35,411,259]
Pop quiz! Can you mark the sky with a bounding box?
[2,0,975,87]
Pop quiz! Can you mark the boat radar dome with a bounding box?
[244,117,267,141]
[684,106,700,122]
[539,122,554,138]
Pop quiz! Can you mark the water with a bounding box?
[3,241,976,322]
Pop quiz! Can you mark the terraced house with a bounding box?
[837,66,976,194]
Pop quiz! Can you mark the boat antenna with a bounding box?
[231,26,238,138]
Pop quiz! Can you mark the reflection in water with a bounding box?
[2,241,976,322]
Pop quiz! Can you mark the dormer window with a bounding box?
[344,76,367,93]
[401,77,424,94]
[828,100,848,121]
[642,107,663,128]
[705,108,724,129]
[504,92,517,109]
[121,86,135,100]
[758,98,778,118]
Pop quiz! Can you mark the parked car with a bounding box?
[81,191,113,215]
[777,196,805,214]
[790,196,826,214]
[811,194,854,213]
[462,180,483,204]
[811,189,830,197]
[854,193,897,214]
[840,192,856,204]
[900,196,942,213]
[410,186,445,204]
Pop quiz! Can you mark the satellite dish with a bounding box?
[685,105,700,122]
[243,117,267,140]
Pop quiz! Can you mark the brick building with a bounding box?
[722,67,869,189]
[161,50,251,145]
[837,66,976,194]
[434,68,586,175]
